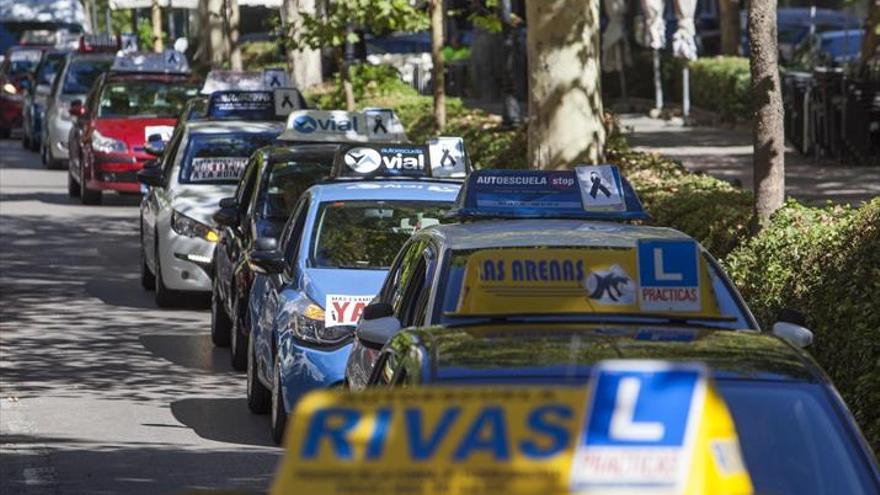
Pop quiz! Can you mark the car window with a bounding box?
[396,255,428,327]
[3,49,42,77]
[387,240,425,317]
[719,381,878,495]
[97,80,198,118]
[62,58,113,94]
[282,197,311,273]
[234,155,259,207]
[160,128,185,182]
[309,200,450,270]
[177,132,277,186]
[35,52,65,86]
[259,159,332,220]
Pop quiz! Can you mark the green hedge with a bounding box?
[689,56,752,122]
[724,200,880,449]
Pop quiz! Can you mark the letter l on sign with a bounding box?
[609,377,665,441]
[653,248,683,281]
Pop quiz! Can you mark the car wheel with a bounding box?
[211,278,232,347]
[154,242,180,308]
[80,163,102,205]
[247,336,270,415]
[270,359,288,445]
[29,132,40,152]
[22,131,30,149]
[230,297,248,371]
[140,225,155,291]
[67,169,80,198]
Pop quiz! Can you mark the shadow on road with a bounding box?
[171,398,274,447]
[140,334,236,373]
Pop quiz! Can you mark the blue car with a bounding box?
[244,142,464,443]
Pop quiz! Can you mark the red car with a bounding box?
[0,46,44,138]
[68,56,198,204]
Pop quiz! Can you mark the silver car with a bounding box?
[41,52,113,169]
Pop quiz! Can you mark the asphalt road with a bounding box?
[0,138,280,494]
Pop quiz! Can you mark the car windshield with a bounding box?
[35,52,67,86]
[310,200,451,270]
[61,58,113,94]
[4,50,42,77]
[436,247,752,329]
[261,159,332,220]
[719,381,878,495]
[97,80,198,118]
[179,132,277,185]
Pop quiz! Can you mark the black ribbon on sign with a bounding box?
[281,94,293,108]
[270,75,281,87]
[440,147,456,168]
[588,273,629,302]
[589,172,612,199]
[168,52,178,63]
[373,116,388,134]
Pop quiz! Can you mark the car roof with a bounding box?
[67,52,116,63]
[186,120,285,135]
[418,218,693,251]
[105,72,194,83]
[308,180,461,203]
[405,324,820,384]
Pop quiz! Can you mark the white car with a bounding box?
[139,120,282,307]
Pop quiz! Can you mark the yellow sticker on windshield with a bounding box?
[453,247,722,318]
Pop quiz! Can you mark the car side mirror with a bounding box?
[250,237,284,274]
[144,134,166,156]
[213,196,239,227]
[356,302,400,347]
[772,309,813,348]
[136,162,164,187]
[69,100,85,117]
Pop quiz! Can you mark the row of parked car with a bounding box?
[1,32,878,494]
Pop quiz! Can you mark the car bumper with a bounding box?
[280,341,352,413]
[87,155,145,193]
[46,117,72,160]
[0,97,23,129]
[158,227,217,292]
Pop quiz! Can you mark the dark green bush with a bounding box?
[724,200,880,450]
[689,56,752,122]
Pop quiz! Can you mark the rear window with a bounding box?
[720,381,878,495]
[260,159,333,220]
[178,132,277,185]
[35,52,66,86]
[3,49,42,77]
[61,58,113,94]
[97,80,198,118]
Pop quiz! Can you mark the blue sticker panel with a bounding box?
[637,240,699,288]
[583,368,700,448]
[207,91,278,120]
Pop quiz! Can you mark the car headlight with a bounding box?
[171,210,219,242]
[2,83,17,95]
[92,130,127,153]
[287,297,354,346]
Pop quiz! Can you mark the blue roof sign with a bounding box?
[207,90,288,121]
[279,109,406,143]
[111,50,190,74]
[450,166,648,221]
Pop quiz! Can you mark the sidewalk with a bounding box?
[619,114,880,206]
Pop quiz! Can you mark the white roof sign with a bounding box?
[278,109,406,143]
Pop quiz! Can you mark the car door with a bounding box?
[216,154,258,307]
[254,195,310,385]
[227,157,261,312]
[141,128,184,269]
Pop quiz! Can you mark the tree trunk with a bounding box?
[860,0,880,68]
[718,0,740,55]
[748,0,785,227]
[342,26,356,111]
[207,0,226,68]
[430,0,446,130]
[282,0,323,88]
[526,0,605,169]
[151,0,163,52]
[228,0,242,70]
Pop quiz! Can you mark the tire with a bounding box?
[270,359,288,445]
[80,164,102,205]
[22,131,30,149]
[67,170,80,198]
[29,132,40,152]
[44,146,64,170]
[230,297,248,371]
[154,243,180,308]
[247,336,270,415]
[211,278,232,347]
[40,142,48,166]
[140,226,155,290]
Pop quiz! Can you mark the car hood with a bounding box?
[301,268,387,309]
[170,185,237,227]
[95,117,178,152]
